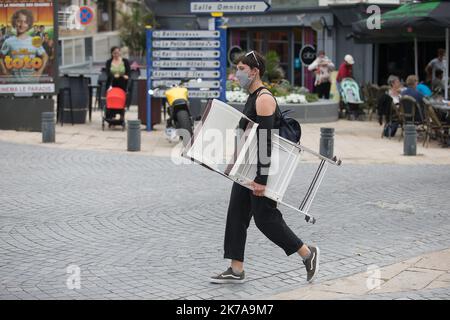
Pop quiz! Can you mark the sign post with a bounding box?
[147,26,225,122]
[146,26,153,132]
[215,16,228,103]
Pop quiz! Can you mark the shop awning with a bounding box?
[352,0,450,43]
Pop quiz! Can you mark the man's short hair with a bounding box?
[387,75,399,86]
[235,50,266,77]
[11,9,34,31]
[406,75,418,87]
[438,48,445,57]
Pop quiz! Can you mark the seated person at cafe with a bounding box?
[377,75,402,125]
[432,69,445,95]
[416,81,432,97]
[402,75,425,121]
[387,75,403,105]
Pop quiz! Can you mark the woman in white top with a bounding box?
[307,50,335,99]
[387,75,403,106]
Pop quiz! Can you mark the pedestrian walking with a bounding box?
[308,50,335,99]
[210,50,320,284]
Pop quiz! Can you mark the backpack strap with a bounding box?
[256,90,282,118]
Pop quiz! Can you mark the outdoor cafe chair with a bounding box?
[398,95,427,141]
[423,102,450,148]
[367,83,381,121]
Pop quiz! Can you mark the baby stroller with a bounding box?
[339,77,365,120]
[102,87,126,131]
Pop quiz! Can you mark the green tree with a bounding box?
[118,2,157,60]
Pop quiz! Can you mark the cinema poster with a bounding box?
[0,0,56,94]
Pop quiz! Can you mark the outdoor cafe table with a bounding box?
[59,68,104,121]
[427,99,450,112]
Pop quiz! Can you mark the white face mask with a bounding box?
[236,69,254,90]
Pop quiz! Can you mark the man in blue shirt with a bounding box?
[402,75,425,121]
[416,82,432,97]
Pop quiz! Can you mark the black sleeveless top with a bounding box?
[238,86,280,130]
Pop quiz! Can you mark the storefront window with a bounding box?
[267,31,289,79]
[230,29,248,50]
[97,0,116,32]
[229,27,317,88]
[293,27,303,86]
[250,31,264,54]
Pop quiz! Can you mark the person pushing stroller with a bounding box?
[104,47,131,127]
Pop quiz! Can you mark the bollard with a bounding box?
[320,127,334,159]
[127,120,141,152]
[403,124,417,156]
[42,112,55,143]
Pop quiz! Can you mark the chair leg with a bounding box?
[57,92,62,126]
[68,90,74,125]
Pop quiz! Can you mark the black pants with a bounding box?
[224,183,304,262]
[315,82,331,99]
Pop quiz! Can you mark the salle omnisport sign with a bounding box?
[0,0,56,94]
[190,1,271,13]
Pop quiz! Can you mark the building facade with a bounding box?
[145,0,406,91]
[57,0,124,71]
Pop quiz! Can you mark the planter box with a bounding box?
[228,99,339,123]
[0,97,54,132]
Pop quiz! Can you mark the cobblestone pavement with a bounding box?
[0,141,449,300]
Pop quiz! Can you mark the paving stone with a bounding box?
[0,141,449,299]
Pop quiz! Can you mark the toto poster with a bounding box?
[0,0,56,94]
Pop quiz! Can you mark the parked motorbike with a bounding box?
[150,79,194,145]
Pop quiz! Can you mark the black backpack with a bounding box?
[277,108,302,143]
[258,91,302,144]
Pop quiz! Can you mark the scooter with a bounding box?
[150,79,194,145]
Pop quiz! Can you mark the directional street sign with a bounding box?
[153,30,220,38]
[153,60,220,69]
[153,50,220,59]
[153,80,220,89]
[147,24,228,132]
[153,90,220,99]
[190,1,271,13]
[152,70,220,79]
[153,40,220,48]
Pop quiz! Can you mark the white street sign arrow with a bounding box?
[153,50,220,58]
[153,60,220,69]
[153,40,220,48]
[153,80,220,89]
[153,30,220,38]
[191,1,270,13]
[152,70,221,79]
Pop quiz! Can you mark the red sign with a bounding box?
[79,6,94,25]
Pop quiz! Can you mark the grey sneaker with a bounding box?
[210,267,245,284]
[303,246,320,283]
